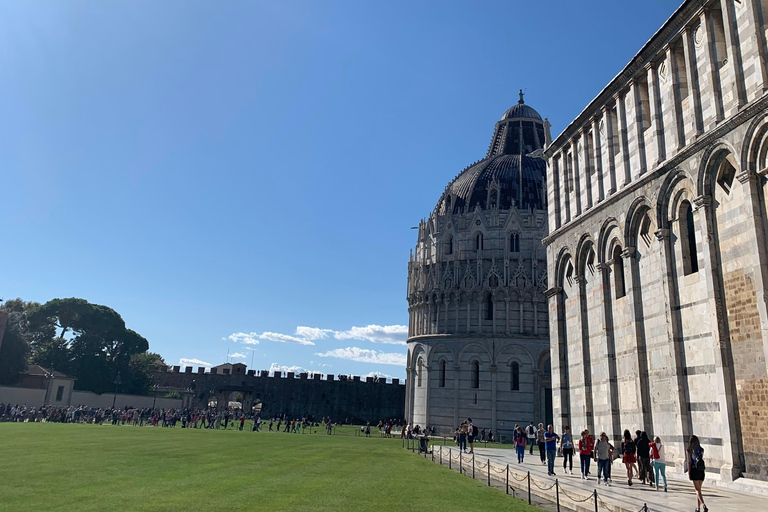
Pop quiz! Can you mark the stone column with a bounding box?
[667,44,686,150]
[616,92,632,186]
[692,194,744,481]
[719,0,747,107]
[654,227,692,470]
[575,274,595,434]
[603,105,617,195]
[622,246,653,433]
[681,27,704,135]
[630,78,648,176]
[491,365,498,435]
[591,117,605,202]
[453,364,461,428]
[405,367,413,421]
[545,286,569,429]
[647,61,666,165]
[423,364,431,428]
[702,9,725,122]
[596,262,622,444]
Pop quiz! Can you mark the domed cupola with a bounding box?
[435,91,551,215]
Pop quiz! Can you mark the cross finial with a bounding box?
[518,89,524,104]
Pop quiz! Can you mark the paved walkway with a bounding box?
[427,444,768,512]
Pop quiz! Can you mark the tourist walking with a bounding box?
[578,429,594,480]
[686,435,708,512]
[514,426,526,463]
[458,422,468,452]
[649,436,667,491]
[526,421,536,455]
[636,431,654,486]
[536,423,546,465]
[544,424,560,476]
[467,418,475,454]
[594,432,613,486]
[621,430,637,486]
[559,426,574,474]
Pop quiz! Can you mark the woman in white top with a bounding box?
[650,436,667,491]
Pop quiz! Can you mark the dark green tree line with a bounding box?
[0,297,164,394]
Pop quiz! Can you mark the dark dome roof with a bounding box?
[440,154,546,213]
[501,103,542,121]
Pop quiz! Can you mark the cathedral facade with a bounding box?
[544,0,768,482]
[405,95,553,440]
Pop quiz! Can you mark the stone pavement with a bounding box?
[428,444,768,512]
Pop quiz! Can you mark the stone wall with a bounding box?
[150,367,405,423]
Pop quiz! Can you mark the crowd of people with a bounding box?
[439,418,708,512]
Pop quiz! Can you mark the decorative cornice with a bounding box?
[621,246,637,259]
[693,195,712,209]
[544,286,562,298]
[596,262,612,272]
[654,228,670,241]
[736,169,755,185]
[544,0,705,159]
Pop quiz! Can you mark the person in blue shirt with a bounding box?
[544,424,560,476]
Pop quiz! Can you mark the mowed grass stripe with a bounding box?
[0,423,540,511]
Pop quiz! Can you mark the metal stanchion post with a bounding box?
[527,471,531,505]
[593,490,598,512]
[459,451,462,474]
[506,464,509,494]
[555,479,560,512]
[449,448,452,469]
[487,459,490,486]
[472,453,475,479]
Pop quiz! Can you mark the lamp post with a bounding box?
[112,372,122,409]
[151,384,158,410]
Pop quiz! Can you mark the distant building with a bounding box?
[544,0,768,482]
[405,93,553,439]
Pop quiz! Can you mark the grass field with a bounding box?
[0,423,541,512]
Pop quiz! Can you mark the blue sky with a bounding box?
[0,1,678,379]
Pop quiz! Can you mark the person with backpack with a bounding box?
[636,431,654,486]
[526,421,536,455]
[686,435,707,512]
[578,429,595,480]
[467,418,477,454]
[621,429,637,486]
[593,432,613,486]
[649,436,667,492]
[514,425,526,463]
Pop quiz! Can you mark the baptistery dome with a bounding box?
[405,92,553,440]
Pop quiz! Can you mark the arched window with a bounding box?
[489,189,498,208]
[680,200,698,275]
[471,360,480,389]
[476,233,484,250]
[511,362,520,391]
[612,245,626,298]
[446,236,453,255]
[485,294,494,320]
[439,360,446,388]
[510,232,520,252]
[417,358,423,387]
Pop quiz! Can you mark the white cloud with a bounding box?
[230,352,247,359]
[226,332,259,345]
[268,363,309,375]
[180,358,212,367]
[315,347,406,366]
[333,324,408,345]
[295,326,332,341]
[260,331,315,346]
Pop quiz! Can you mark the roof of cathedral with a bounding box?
[443,154,546,213]
[435,93,547,215]
[501,90,543,120]
[501,102,543,121]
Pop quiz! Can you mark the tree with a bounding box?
[27,298,150,394]
[0,299,45,385]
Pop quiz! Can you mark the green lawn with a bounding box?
[0,423,541,511]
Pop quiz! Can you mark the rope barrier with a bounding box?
[530,478,557,491]
[559,486,595,503]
